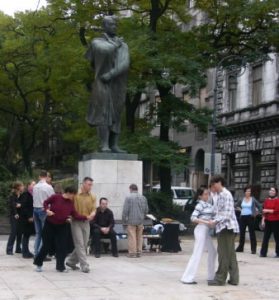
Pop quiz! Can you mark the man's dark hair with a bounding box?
[40,170,48,177]
[99,197,108,204]
[83,177,93,182]
[64,186,77,194]
[210,175,225,187]
[129,184,138,191]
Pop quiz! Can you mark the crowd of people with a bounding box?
[6,170,149,273]
[181,175,279,286]
[5,171,279,285]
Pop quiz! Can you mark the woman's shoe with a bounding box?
[35,266,42,272]
[23,253,34,259]
[181,280,197,284]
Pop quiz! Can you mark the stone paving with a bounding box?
[0,236,278,300]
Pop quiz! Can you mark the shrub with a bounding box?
[0,181,12,215]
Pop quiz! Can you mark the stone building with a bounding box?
[217,53,279,200]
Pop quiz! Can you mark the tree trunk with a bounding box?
[157,84,173,207]
[125,92,142,133]
[19,126,32,176]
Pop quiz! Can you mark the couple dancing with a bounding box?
[181,175,239,286]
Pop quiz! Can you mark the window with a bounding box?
[252,65,263,106]
[228,75,237,111]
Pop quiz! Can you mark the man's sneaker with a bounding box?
[81,268,90,273]
[208,280,225,286]
[126,254,137,258]
[35,266,42,272]
[95,254,101,258]
[66,262,80,270]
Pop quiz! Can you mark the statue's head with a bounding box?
[103,16,117,37]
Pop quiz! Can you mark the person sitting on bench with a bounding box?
[91,197,118,258]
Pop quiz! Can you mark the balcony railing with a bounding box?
[219,100,279,125]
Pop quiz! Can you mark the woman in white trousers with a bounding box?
[181,187,217,284]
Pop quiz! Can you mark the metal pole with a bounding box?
[211,76,218,176]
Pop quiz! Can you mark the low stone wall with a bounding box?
[0,216,10,235]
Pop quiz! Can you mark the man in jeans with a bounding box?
[122,184,149,258]
[33,170,55,257]
[208,175,239,286]
[66,177,96,273]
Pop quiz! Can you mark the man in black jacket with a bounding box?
[91,198,118,258]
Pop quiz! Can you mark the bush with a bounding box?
[0,181,12,215]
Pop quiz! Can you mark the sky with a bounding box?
[0,0,47,16]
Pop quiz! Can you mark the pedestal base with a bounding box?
[79,153,142,220]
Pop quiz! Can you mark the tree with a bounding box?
[0,9,90,174]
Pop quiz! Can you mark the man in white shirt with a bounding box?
[33,170,55,256]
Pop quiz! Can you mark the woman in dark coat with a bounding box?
[19,181,36,258]
[6,181,24,255]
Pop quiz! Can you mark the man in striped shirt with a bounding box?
[208,175,239,286]
[122,184,149,258]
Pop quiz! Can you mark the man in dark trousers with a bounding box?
[91,197,118,258]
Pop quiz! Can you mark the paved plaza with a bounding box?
[0,236,278,300]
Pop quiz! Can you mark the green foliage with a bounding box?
[194,0,279,63]
[0,181,12,215]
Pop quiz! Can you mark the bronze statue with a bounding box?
[85,16,130,153]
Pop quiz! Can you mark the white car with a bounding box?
[152,185,195,207]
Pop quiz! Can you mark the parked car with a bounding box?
[152,185,195,207]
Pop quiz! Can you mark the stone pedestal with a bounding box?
[78,153,142,220]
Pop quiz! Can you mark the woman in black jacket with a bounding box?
[235,185,262,254]
[19,181,36,258]
[6,181,24,255]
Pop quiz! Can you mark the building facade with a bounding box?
[217,53,279,200]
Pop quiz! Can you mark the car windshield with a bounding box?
[175,189,192,199]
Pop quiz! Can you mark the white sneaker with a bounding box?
[35,266,42,272]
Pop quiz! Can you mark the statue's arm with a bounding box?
[101,43,129,83]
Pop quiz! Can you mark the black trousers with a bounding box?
[6,216,22,253]
[260,220,279,256]
[91,227,118,255]
[22,234,32,256]
[34,220,69,271]
[237,215,257,252]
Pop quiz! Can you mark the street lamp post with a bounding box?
[211,55,247,176]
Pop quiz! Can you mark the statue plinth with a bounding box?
[82,152,138,161]
[78,153,142,220]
